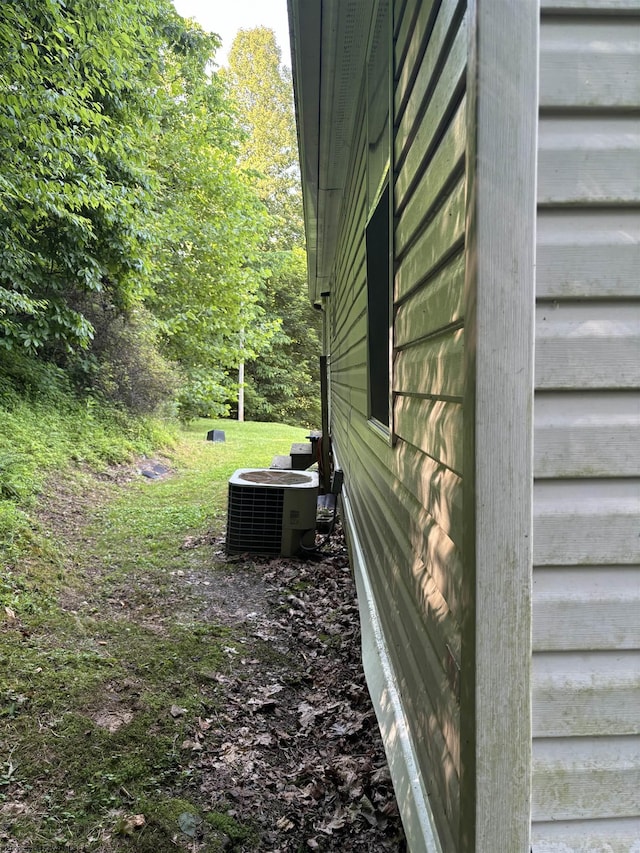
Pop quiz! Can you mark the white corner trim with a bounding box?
[341,486,443,853]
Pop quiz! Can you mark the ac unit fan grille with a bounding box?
[226,484,284,555]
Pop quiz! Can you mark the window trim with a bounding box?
[364,0,393,443]
[365,177,392,436]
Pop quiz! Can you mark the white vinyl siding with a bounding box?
[531,4,640,850]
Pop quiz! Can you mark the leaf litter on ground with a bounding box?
[1,452,407,851]
[185,524,408,851]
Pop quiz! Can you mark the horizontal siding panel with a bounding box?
[394,396,463,475]
[348,568,460,844]
[346,438,461,849]
[331,338,367,373]
[350,417,464,619]
[334,244,365,333]
[419,515,464,625]
[533,7,639,848]
[395,178,466,301]
[533,567,640,651]
[534,391,640,477]
[346,386,368,418]
[532,817,640,853]
[395,0,462,154]
[375,589,460,851]
[335,240,366,323]
[350,418,462,564]
[395,329,464,399]
[318,187,348,280]
[532,736,640,820]
[335,193,366,304]
[330,404,355,470]
[394,0,416,42]
[332,382,367,422]
[542,0,640,8]
[394,0,430,103]
[331,365,367,397]
[349,417,462,621]
[331,300,366,360]
[394,438,464,547]
[334,300,365,337]
[341,273,367,320]
[347,418,410,554]
[403,556,462,686]
[535,301,640,390]
[372,548,461,749]
[532,651,640,736]
[539,20,640,108]
[396,12,467,196]
[396,97,466,254]
[536,209,640,299]
[533,479,640,565]
[333,127,366,311]
[538,117,640,205]
[395,251,464,345]
[330,368,367,396]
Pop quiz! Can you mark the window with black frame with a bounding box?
[365,0,391,431]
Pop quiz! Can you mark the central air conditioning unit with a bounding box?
[226,468,319,557]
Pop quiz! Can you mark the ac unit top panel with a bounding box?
[229,468,319,489]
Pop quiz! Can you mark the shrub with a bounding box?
[67,302,181,415]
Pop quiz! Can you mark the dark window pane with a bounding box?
[366,182,390,426]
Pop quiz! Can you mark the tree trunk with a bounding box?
[238,361,245,422]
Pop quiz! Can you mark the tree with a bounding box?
[243,248,321,427]
[0,3,279,419]
[0,0,170,355]
[145,19,277,418]
[224,27,303,249]
[224,28,321,426]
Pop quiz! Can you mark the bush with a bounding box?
[0,348,72,408]
[175,365,233,422]
[68,302,181,416]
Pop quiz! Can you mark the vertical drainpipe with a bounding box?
[318,296,331,492]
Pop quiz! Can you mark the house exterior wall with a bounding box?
[531,3,640,851]
[290,0,638,850]
[328,1,470,848]
[326,0,538,848]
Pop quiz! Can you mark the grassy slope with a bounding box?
[0,410,308,851]
[1,396,176,569]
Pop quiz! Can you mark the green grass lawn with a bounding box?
[0,416,310,851]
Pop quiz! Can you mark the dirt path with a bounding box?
[2,458,406,852]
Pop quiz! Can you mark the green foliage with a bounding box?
[1,2,279,421]
[0,503,34,565]
[224,27,304,248]
[173,365,233,422]
[244,248,322,427]
[0,0,174,354]
[145,18,279,420]
[68,302,181,415]
[224,29,321,425]
[0,347,71,408]
[0,362,176,568]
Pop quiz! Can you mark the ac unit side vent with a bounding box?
[226,484,284,555]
